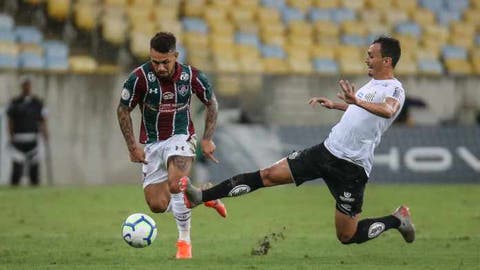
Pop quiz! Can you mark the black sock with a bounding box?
[344,215,400,244]
[202,171,264,202]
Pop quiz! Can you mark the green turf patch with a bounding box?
[0,184,479,269]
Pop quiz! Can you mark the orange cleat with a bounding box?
[204,199,228,218]
[175,240,192,259]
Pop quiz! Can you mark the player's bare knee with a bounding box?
[260,167,274,186]
[337,232,355,244]
[147,199,169,213]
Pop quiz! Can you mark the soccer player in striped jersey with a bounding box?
[117,32,226,259]
[180,36,415,246]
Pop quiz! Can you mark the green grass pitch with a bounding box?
[0,184,479,269]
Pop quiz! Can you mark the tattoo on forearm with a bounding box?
[117,104,136,150]
[203,95,218,140]
[172,156,192,172]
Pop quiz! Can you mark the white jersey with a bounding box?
[324,78,405,177]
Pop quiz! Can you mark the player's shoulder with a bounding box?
[134,62,152,76]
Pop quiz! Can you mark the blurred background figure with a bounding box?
[394,96,427,127]
[6,76,49,186]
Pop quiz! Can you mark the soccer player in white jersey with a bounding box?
[117,32,227,259]
[180,36,415,245]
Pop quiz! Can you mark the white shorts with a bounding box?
[142,134,196,188]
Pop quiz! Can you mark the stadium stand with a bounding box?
[0,0,479,75]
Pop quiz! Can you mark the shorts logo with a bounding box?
[163,92,174,100]
[121,88,130,100]
[340,192,355,202]
[175,146,185,151]
[228,185,251,197]
[180,72,189,81]
[288,151,300,160]
[148,72,156,82]
[178,85,189,96]
[368,222,385,238]
[340,204,352,212]
[149,88,158,94]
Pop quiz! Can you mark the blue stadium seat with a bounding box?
[43,40,69,59]
[261,0,286,9]
[442,45,467,60]
[45,56,68,71]
[177,44,187,63]
[19,52,44,70]
[261,44,285,58]
[330,8,356,24]
[181,17,208,34]
[395,22,422,38]
[280,6,304,24]
[15,26,43,44]
[418,59,444,74]
[444,0,469,12]
[476,35,480,46]
[435,10,461,26]
[0,14,14,31]
[312,58,339,74]
[0,30,16,42]
[43,40,69,71]
[235,32,261,48]
[341,34,367,46]
[419,0,444,13]
[0,54,17,68]
[308,8,331,22]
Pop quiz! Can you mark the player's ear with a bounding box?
[174,51,179,59]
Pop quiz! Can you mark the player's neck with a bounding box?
[372,70,394,80]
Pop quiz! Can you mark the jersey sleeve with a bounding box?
[385,85,405,104]
[120,70,146,108]
[191,68,213,105]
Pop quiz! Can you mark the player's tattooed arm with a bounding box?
[203,94,218,140]
[117,103,147,164]
[201,94,219,163]
[117,103,136,151]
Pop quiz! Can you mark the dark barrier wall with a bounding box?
[276,126,480,183]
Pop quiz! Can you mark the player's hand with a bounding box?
[337,80,357,105]
[201,139,219,163]
[129,145,148,164]
[308,97,335,109]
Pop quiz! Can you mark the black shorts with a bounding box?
[286,143,369,217]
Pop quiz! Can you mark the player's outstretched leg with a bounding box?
[392,205,415,243]
[179,176,227,218]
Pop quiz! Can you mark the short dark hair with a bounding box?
[372,36,401,68]
[150,32,176,53]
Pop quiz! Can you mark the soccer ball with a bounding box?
[122,213,157,248]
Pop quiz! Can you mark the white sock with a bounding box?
[171,192,191,243]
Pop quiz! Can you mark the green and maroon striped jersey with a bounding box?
[120,62,213,144]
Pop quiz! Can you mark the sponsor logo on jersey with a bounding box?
[392,87,401,99]
[163,92,174,100]
[180,72,189,81]
[147,72,156,82]
[149,87,158,94]
[368,222,385,238]
[178,85,189,96]
[364,91,376,102]
[228,185,251,197]
[121,88,130,100]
